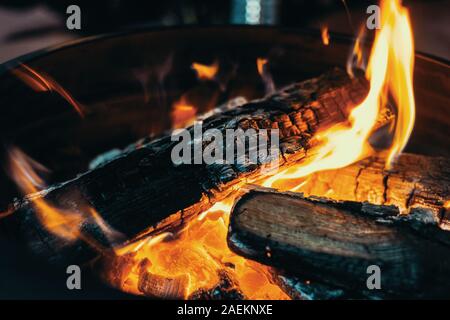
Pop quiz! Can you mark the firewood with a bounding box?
[138,270,188,299]
[294,153,450,228]
[2,68,388,265]
[270,270,362,300]
[227,186,450,299]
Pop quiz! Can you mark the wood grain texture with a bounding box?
[294,153,450,229]
[228,187,450,298]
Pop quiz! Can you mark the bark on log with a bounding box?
[228,187,450,299]
[2,68,383,265]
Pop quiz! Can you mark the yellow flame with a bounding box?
[321,26,330,46]
[191,61,219,80]
[263,27,390,187]
[264,0,414,187]
[347,26,366,77]
[382,0,415,167]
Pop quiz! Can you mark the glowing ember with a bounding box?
[8,147,83,242]
[321,26,330,46]
[191,61,219,80]
[113,196,289,299]
[381,0,415,167]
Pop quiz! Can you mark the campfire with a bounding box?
[1,0,449,299]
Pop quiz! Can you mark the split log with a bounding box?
[228,187,450,299]
[293,153,450,229]
[2,68,386,265]
[270,270,361,300]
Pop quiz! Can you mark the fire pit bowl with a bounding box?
[0,26,448,299]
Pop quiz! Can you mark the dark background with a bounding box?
[0,0,449,63]
[0,0,448,300]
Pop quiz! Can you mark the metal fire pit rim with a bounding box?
[0,25,448,75]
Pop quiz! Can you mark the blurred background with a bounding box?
[0,0,449,64]
[0,0,448,300]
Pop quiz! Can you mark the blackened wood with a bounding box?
[228,187,450,299]
[3,68,379,265]
[270,270,359,300]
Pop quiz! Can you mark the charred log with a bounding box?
[2,68,385,265]
[228,187,450,299]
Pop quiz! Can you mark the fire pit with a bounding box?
[0,2,449,300]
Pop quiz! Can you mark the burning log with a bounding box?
[138,268,188,299]
[227,186,450,299]
[277,153,450,227]
[3,68,385,265]
[188,271,245,300]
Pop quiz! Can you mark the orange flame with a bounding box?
[321,26,330,46]
[7,147,122,249]
[8,147,83,241]
[256,58,268,76]
[171,96,197,129]
[256,58,275,95]
[12,64,85,117]
[381,0,415,167]
[347,26,366,77]
[112,196,288,299]
[191,61,219,80]
[0,207,14,219]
